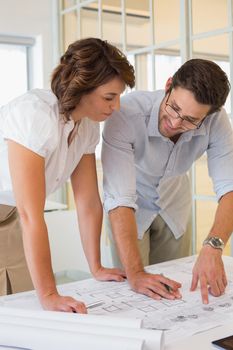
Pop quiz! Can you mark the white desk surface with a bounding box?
[1,255,233,350]
[166,323,233,350]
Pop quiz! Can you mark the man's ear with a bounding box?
[165,77,172,93]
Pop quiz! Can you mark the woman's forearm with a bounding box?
[19,215,57,300]
[76,201,103,275]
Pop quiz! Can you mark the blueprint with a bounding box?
[58,255,233,344]
[1,255,233,345]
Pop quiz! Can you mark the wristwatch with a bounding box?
[203,237,225,250]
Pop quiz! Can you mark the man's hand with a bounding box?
[93,266,126,282]
[40,292,87,313]
[190,245,227,304]
[128,271,182,300]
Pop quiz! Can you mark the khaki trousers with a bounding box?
[105,214,191,268]
[0,205,33,295]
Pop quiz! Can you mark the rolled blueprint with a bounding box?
[0,322,144,350]
[0,308,164,350]
[0,312,164,350]
[0,306,142,328]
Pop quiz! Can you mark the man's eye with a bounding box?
[105,97,113,101]
[171,105,180,113]
[185,117,196,123]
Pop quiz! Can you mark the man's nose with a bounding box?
[170,115,183,128]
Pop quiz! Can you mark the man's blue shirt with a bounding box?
[102,90,233,238]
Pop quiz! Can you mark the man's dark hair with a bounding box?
[169,58,230,114]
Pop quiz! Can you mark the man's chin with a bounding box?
[160,123,184,138]
[159,126,174,138]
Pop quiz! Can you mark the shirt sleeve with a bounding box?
[2,93,57,157]
[101,110,138,213]
[207,108,233,200]
[84,121,100,154]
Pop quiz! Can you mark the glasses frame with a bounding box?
[165,92,205,130]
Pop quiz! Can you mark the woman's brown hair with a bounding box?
[51,38,135,121]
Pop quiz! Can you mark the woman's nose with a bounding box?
[112,97,120,111]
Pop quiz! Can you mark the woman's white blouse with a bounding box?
[0,89,100,205]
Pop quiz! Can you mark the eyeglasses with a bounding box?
[164,92,204,130]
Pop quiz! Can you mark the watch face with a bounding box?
[212,238,219,247]
[203,237,224,249]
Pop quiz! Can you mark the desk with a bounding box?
[0,255,233,350]
[166,323,233,350]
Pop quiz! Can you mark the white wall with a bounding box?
[45,210,90,274]
[0,0,55,88]
[45,209,114,276]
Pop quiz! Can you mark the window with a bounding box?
[0,44,27,106]
[57,0,233,255]
[0,35,35,106]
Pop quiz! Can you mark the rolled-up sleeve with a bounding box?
[207,109,233,200]
[2,94,56,157]
[101,109,138,212]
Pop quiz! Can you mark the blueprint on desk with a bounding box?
[60,255,233,345]
[1,255,233,345]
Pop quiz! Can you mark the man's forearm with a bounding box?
[109,207,144,277]
[207,191,233,244]
[109,207,182,300]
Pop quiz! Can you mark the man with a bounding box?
[102,59,233,304]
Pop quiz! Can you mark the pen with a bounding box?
[87,300,105,309]
[162,282,172,293]
[72,300,105,312]
[160,273,173,293]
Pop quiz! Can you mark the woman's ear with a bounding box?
[165,77,172,93]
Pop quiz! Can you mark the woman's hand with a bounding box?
[40,292,87,313]
[93,266,126,282]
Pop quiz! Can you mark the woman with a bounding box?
[0,37,135,313]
